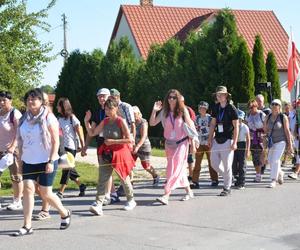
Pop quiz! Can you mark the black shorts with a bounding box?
[22,160,58,187]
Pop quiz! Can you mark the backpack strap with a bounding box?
[9,108,15,125]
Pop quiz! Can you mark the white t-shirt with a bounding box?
[238,123,250,142]
[0,108,22,152]
[58,115,80,150]
[20,112,58,164]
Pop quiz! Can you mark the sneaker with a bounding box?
[153,175,160,186]
[116,185,125,197]
[181,191,194,201]
[261,166,266,175]
[102,197,111,206]
[288,172,298,180]
[236,185,245,190]
[89,202,103,216]
[253,174,262,183]
[267,181,276,188]
[211,180,219,187]
[219,189,231,197]
[190,182,200,189]
[56,192,63,199]
[278,171,284,185]
[156,196,169,205]
[110,194,120,204]
[123,199,137,211]
[79,184,86,197]
[7,200,23,211]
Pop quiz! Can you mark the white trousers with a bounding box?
[210,139,234,190]
[267,141,286,180]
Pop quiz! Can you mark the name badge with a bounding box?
[170,131,176,139]
[217,124,224,133]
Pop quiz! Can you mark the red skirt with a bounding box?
[97,144,135,180]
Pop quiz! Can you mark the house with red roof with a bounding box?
[110,0,295,101]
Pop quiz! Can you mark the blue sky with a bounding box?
[27,0,300,87]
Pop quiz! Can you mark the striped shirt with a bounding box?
[118,101,135,127]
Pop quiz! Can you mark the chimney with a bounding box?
[140,0,153,7]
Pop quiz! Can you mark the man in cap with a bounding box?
[208,86,239,196]
[190,101,218,189]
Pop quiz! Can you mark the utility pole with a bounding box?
[60,13,68,63]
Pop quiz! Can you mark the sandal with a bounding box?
[32,210,51,221]
[12,226,33,237]
[60,209,71,230]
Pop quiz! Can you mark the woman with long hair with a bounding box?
[56,97,86,198]
[149,89,195,205]
[14,88,71,236]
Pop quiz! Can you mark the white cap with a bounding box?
[96,88,110,96]
[271,99,282,106]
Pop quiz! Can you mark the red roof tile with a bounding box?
[110,5,294,70]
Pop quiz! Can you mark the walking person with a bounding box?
[190,101,218,189]
[232,110,250,189]
[56,97,86,198]
[14,88,71,236]
[245,100,266,183]
[81,88,120,204]
[84,99,136,216]
[264,99,293,188]
[149,89,196,205]
[132,106,160,185]
[0,91,23,210]
[208,86,239,197]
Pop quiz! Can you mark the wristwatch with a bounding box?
[48,159,54,164]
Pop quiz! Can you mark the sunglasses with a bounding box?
[168,95,177,100]
[271,103,280,106]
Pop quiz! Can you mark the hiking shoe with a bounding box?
[153,175,160,186]
[288,172,298,180]
[278,171,284,185]
[219,189,231,197]
[267,181,276,188]
[79,184,86,197]
[211,180,219,187]
[123,199,137,211]
[190,182,200,189]
[56,192,63,199]
[116,185,125,197]
[7,200,23,211]
[89,202,103,216]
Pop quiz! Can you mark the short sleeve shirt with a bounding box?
[118,101,135,127]
[195,114,211,145]
[211,103,238,140]
[20,112,58,164]
[58,115,80,150]
[0,108,22,152]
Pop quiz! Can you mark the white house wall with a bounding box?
[114,14,141,58]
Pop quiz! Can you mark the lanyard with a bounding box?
[218,106,225,122]
[169,113,175,129]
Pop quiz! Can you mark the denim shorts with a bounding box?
[22,160,58,187]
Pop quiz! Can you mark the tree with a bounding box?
[100,37,140,103]
[252,35,267,99]
[0,0,55,102]
[40,84,54,94]
[231,40,255,102]
[55,49,104,122]
[266,51,281,100]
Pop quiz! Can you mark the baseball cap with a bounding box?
[237,109,245,120]
[96,88,110,96]
[110,88,120,96]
